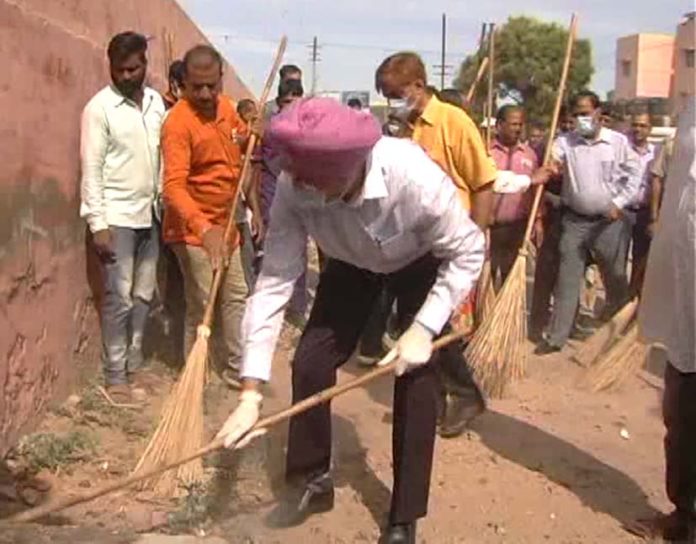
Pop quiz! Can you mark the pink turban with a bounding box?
[268,97,381,183]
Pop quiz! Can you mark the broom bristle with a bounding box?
[584,326,647,392]
[133,329,209,495]
[465,254,528,398]
[573,298,639,367]
[475,260,496,325]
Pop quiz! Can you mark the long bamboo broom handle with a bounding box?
[8,329,466,523]
[485,23,495,148]
[465,23,489,106]
[466,57,489,104]
[201,36,288,327]
[521,14,578,245]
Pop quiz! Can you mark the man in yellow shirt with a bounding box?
[373,52,497,438]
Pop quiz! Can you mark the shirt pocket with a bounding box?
[377,231,420,262]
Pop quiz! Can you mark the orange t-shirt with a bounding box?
[161,96,246,246]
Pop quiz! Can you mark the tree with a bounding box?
[455,16,594,126]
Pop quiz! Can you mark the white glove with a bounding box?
[380,322,434,377]
[216,390,266,449]
[493,170,532,194]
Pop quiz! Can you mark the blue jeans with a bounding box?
[100,226,159,385]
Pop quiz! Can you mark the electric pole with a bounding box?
[307,36,321,95]
[432,13,452,90]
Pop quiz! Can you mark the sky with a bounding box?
[178,0,691,101]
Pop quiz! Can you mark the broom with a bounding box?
[583,325,648,392]
[465,13,578,398]
[572,257,647,367]
[132,37,288,495]
[572,298,638,367]
[7,330,466,523]
[475,23,497,324]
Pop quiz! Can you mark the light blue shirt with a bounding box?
[630,141,657,208]
[552,128,642,216]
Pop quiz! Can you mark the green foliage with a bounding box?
[455,16,594,125]
[16,431,98,471]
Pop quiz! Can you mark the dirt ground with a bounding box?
[0,315,670,544]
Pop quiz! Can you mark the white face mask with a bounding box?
[388,97,416,122]
[575,115,597,137]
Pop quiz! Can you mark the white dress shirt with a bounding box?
[241,137,485,382]
[552,127,642,215]
[80,85,165,233]
[640,97,696,373]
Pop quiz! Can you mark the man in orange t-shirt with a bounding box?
[162,45,252,386]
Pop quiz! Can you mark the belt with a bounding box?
[561,206,606,221]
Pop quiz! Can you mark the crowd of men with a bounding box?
[80,30,692,543]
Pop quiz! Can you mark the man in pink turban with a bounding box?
[217,97,485,544]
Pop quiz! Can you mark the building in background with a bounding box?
[614,33,675,101]
[671,11,695,112]
[613,12,696,122]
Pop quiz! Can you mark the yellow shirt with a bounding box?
[412,95,497,210]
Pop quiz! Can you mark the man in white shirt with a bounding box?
[79,32,165,402]
[216,98,484,544]
[536,90,641,354]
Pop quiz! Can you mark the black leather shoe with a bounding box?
[438,389,486,438]
[382,522,416,544]
[534,341,562,356]
[266,472,334,528]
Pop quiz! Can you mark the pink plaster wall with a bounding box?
[635,34,675,98]
[0,0,251,455]
[615,34,675,100]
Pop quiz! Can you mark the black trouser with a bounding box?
[285,255,473,523]
[489,219,527,290]
[664,363,696,521]
[625,206,652,294]
[359,287,397,357]
[530,206,562,338]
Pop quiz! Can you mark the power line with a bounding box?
[209,32,471,59]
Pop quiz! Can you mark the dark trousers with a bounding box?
[664,363,696,521]
[547,208,630,347]
[286,255,469,524]
[625,206,652,293]
[359,287,397,357]
[489,220,527,290]
[530,207,562,338]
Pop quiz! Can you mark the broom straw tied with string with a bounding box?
[8,330,466,523]
[132,37,288,495]
[465,14,579,398]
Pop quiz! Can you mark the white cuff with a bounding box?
[414,300,450,338]
[493,171,531,194]
[87,216,109,233]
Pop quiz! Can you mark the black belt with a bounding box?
[561,206,606,221]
